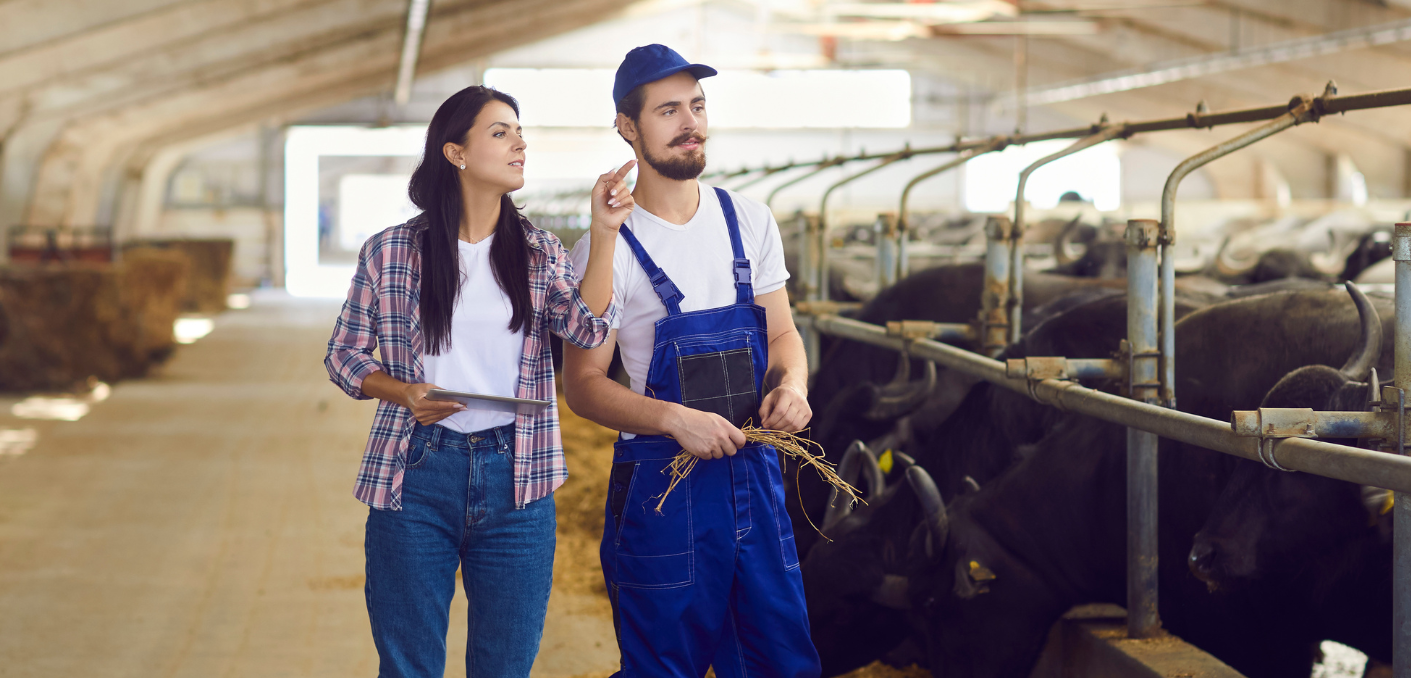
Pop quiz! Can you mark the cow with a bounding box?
[1189,314,1395,663]
[800,292,1207,675]
[795,266,1146,556]
[806,285,1386,677]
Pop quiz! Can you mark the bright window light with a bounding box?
[284,125,427,298]
[174,317,214,344]
[1350,172,1368,206]
[964,140,1121,213]
[0,428,37,456]
[12,398,89,422]
[483,68,911,129]
[339,174,419,251]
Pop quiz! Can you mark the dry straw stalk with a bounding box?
[652,424,863,537]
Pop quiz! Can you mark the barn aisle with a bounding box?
[0,291,619,678]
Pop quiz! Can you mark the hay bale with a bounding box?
[0,251,191,392]
[123,238,233,313]
[117,248,191,360]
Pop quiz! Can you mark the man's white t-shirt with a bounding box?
[569,182,789,416]
[423,235,525,434]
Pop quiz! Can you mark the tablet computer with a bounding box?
[426,389,551,415]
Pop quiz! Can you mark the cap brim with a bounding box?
[643,63,718,87]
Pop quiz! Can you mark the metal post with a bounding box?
[1158,98,1316,408]
[876,213,898,288]
[1126,219,1162,638]
[798,210,822,374]
[979,216,1013,357]
[796,211,818,302]
[816,151,913,303]
[1008,124,1128,345]
[765,158,844,212]
[1394,222,1411,678]
[896,140,1009,284]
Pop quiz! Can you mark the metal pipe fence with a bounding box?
[770,84,1411,673]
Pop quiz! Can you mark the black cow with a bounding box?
[812,286,1387,677]
[801,292,1208,675]
[1189,323,1394,662]
[1342,226,1393,282]
[793,269,1238,558]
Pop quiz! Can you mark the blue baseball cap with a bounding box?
[613,44,717,110]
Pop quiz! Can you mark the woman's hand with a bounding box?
[402,382,465,426]
[590,160,637,232]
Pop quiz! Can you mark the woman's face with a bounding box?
[445,99,527,193]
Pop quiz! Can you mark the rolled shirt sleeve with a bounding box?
[325,238,387,400]
[544,232,619,349]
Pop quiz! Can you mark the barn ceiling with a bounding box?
[0,0,1408,234]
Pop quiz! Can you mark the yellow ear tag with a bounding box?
[878,449,894,474]
[1383,491,1396,516]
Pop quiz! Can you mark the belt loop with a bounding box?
[497,424,511,452]
[428,423,441,452]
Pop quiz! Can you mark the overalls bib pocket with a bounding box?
[674,333,761,429]
[610,441,694,589]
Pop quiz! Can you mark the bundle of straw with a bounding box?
[652,423,864,537]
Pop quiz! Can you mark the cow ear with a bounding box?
[1361,486,1394,535]
[952,558,996,600]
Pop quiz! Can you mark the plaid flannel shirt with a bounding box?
[325,214,618,510]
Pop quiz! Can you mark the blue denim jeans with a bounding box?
[365,422,556,678]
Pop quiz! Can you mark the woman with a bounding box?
[324,85,634,677]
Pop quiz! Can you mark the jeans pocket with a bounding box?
[611,457,694,589]
[404,437,430,470]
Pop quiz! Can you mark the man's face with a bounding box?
[623,71,708,181]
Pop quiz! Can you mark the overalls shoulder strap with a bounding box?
[713,187,754,305]
[617,224,685,315]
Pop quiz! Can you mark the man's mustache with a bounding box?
[669,132,708,148]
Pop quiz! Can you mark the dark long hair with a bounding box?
[408,86,532,356]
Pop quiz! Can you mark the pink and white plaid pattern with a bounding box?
[325,215,618,510]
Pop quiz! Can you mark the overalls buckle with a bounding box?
[732,258,752,286]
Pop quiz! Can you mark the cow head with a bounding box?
[1051,217,1127,279]
[800,447,946,676]
[1190,282,1384,590]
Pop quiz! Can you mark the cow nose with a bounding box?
[1188,540,1218,581]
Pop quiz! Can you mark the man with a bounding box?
[564,44,821,678]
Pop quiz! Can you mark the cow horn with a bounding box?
[860,446,886,498]
[1308,231,1351,277]
[823,440,869,528]
[1053,215,1084,268]
[1214,235,1261,278]
[906,465,949,561]
[869,574,912,610]
[863,358,938,421]
[1340,281,1382,381]
[892,450,917,471]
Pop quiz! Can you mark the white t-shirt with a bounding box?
[423,235,526,434]
[569,182,789,407]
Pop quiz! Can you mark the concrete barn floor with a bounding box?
[0,291,620,678]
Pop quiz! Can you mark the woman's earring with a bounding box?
[459,164,466,170]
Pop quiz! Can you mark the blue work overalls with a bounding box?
[600,188,822,678]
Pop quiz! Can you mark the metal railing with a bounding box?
[765,84,1411,672]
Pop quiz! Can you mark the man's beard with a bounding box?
[641,132,707,181]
